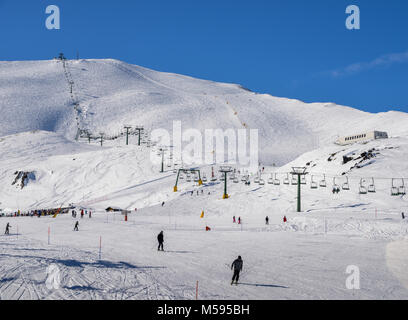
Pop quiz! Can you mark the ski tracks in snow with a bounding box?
[0,236,181,300]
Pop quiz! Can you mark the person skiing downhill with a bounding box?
[238,217,241,224]
[74,221,79,231]
[233,216,236,223]
[5,223,11,235]
[265,216,269,225]
[157,231,164,251]
[231,256,243,285]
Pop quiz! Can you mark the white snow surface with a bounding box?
[0,59,408,300]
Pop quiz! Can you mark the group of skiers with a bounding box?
[232,216,242,224]
[71,209,91,219]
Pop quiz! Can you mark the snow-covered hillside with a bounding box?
[1,59,408,165]
[1,59,408,300]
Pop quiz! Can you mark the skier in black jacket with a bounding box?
[5,223,11,235]
[157,231,164,251]
[74,221,79,231]
[231,256,243,285]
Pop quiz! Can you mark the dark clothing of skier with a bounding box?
[74,221,79,231]
[266,216,269,225]
[233,216,236,223]
[162,202,165,207]
[231,256,243,285]
[5,223,10,235]
[238,217,241,224]
[157,231,164,251]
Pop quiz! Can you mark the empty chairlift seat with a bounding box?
[359,179,368,194]
[274,173,281,185]
[342,176,350,190]
[319,175,327,188]
[310,176,318,189]
[268,174,274,184]
[368,178,376,193]
[283,174,290,185]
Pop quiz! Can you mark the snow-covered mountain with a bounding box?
[1,59,407,165]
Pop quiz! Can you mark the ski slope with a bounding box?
[1,59,408,165]
[0,59,408,300]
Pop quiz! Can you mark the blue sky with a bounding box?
[0,0,407,113]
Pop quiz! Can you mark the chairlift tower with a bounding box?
[99,132,104,147]
[124,125,132,146]
[159,147,167,173]
[219,166,233,199]
[291,167,308,212]
[135,126,144,146]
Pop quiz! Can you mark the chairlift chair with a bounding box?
[391,178,399,196]
[368,177,376,193]
[332,177,340,191]
[310,175,318,189]
[254,175,260,184]
[274,173,281,185]
[342,176,350,190]
[398,178,406,195]
[359,178,367,194]
[202,173,207,183]
[268,174,274,184]
[300,176,307,185]
[319,174,327,188]
[233,176,239,183]
[283,173,290,185]
[291,175,297,185]
[259,179,265,185]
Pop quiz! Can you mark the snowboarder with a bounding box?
[231,256,243,285]
[265,216,269,225]
[5,223,11,235]
[74,221,79,231]
[157,231,164,251]
[233,216,236,223]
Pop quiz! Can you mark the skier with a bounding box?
[265,216,269,225]
[74,221,79,231]
[89,211,92,218]
[5,223,11,235]
[238,217,241,225]
[157,231,164,251]
[283,216,287,223]
[402,212,405,220]
[161,202,165,207]
[233,216,236,223]
[231,256,243,285]
[81,209,84,218]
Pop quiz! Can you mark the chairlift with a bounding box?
[310,175,318,189]
[283,173,290,185]
[333,177,339,190]
[268,174,274,184]
[194,175,199,183]
[391,178,399,196]
[398,178,406,196]
[233,176,239,183]
[291,174,297,185]
[202,174,207,183]
[359,178,367,194]
[241,175,247,182]
[259,179,265,186]
[274,173,281,185]
[300,176,307,185]
[254,175,260,184]
[319,174,327,188]
[368,177,376,193]
[342,176,350,191]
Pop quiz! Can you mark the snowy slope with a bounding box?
[1,59,408,165]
